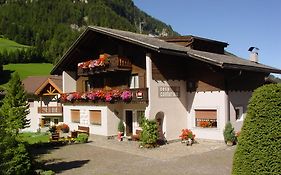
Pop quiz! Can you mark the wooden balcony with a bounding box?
[77,55,132,76]
[130,88,148,103]
[38,106,63,114]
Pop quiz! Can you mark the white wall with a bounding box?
[23,101,40,132]
[187,91,228,140]
[63,105,109,136]
[145,53,188,140]
[229,91,252,131]
[63,71,76,93]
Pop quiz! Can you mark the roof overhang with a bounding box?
[51,26,281,75]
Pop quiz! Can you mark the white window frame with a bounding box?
[235,106,244,121]
[130,74,139,89]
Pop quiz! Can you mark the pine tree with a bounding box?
[0,72,30,135]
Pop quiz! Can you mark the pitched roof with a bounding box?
[51,26,281,74]
[23,75,62,95]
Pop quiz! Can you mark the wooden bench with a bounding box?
[77,125,90,135]
[50,132,59,142]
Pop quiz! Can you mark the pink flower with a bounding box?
[121,90,132,101]
[87,92,96,101]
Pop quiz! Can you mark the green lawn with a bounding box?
[18,132,50,145]
[3,63,53,80]
[0,38,30,52]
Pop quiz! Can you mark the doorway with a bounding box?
[125,110,133,136]
[155,111,165,144]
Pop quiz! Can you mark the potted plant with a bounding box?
[179,129,195,146]
[117,120,125,141]
[223,122,237,146]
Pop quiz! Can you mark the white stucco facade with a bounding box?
[63,103,147,136]
[23,99,63,132]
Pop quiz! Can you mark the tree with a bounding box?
[0,72,30,135]
[0,72,31,175]
[232,84,281,174]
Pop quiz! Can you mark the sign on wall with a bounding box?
[158,86,180,98]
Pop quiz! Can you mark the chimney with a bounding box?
[248,47,259,63]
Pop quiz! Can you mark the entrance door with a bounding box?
[125,110,133,136]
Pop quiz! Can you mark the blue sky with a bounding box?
[133,0,281,77]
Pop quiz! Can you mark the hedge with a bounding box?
[232,84,281,175]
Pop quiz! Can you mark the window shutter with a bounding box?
[71,110,80,123]
[90,110,101,125]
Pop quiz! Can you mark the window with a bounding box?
[235,106,243,121]
[54,118,59,124]
[130,74,139,89]
[71,109,80,123]
[136,110,145,127]
[90,110,101,125]
[84,80,90,92]
[195,109,217,128]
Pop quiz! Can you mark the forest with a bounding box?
[0,0,178,64]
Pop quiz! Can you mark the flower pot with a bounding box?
[226,141,234,146]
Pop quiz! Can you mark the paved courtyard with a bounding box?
[37,135,235,175]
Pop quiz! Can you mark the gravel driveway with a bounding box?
[37,136,235,175]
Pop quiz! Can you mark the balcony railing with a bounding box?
[38,106,63,114]
[61,88,148,104]
[77,55,132,76]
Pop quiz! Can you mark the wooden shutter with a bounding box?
[71,110,80,123]
[90,110,101,125]
[195,109,217,127]
[195,110,217,119]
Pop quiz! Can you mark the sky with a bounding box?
[133,0,281,77]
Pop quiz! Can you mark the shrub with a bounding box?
[223,122,236,144]
[232,84,281,174]
[117,120,125,133]
[140,118,158,148]
[41,170,55,175]
[76,133,88,143]
[56,123,69,133]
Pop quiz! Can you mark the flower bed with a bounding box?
[61,89,132,103]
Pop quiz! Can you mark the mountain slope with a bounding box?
[0,0,178,63]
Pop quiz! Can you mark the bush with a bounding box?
[41,170,55,175]
[117,120,125,133]
[232,84,281,174]
[140,118,158,148]
[0,139,32,175]
[76,133,88,143]
[223,122,236,144]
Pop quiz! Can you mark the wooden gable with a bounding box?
[35,78,62,96]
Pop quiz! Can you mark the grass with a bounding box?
[18,132,50,145]
[3,63,53,80]
[0,37,30,52]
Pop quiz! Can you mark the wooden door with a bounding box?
[125,110,133,136]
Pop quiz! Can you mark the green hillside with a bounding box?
[0,37,30,52]
[0,0,178,63]
[3,63,53,80]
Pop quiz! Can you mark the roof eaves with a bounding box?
[221,63,281,74]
